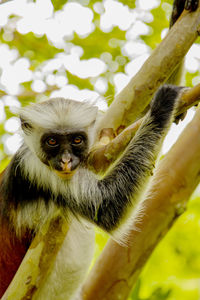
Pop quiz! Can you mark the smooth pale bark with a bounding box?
[82,106,200,300]
[180,83,200,112]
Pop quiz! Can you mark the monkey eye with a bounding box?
[46,137,58,147]
[72,136,83,145]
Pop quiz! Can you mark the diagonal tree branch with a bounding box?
[96,7,200,137]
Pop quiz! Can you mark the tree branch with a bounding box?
[89,83,200,174]
[96,7,200,136]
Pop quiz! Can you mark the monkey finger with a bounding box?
[174,111,187,124]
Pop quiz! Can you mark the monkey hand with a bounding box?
[150,85,185,126]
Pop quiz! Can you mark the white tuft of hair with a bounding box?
[20,98,99,131]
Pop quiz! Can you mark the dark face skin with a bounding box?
[40,129,88,179]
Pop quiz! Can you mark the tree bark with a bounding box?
[96,7,200,136]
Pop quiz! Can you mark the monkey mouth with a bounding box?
[51,160,77,179]
[54,169,76,179]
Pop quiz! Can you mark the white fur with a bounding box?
[20,98,100,153]
[20,98,98,131]
[12,198,96,300]
[35,216,95,300]
[18,145,99,209]
[12,199,58,238]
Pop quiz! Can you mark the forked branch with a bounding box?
[89,83,200,174]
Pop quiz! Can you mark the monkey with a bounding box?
[0,0,199,299]
[0,85,185,299]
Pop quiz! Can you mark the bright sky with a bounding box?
[0,0,199,155]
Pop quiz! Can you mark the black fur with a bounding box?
[0,152,79,224]
[150,85,183,126]
[40,130,88,170]
[0,153,51,210]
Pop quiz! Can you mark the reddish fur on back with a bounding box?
[0,170,32,297]
[0,220,31,297]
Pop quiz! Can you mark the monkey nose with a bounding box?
[60,155,72,172]
[61,156,72,164]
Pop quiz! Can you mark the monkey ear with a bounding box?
[20,116,33,133]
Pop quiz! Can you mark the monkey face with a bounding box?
[40,129,88,179]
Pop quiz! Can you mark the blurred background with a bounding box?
[0,0,200,299]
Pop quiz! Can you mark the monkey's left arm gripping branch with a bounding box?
[86,86,178,232]
[88,83,200,174]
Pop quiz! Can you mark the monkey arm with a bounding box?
[77,86,182,232]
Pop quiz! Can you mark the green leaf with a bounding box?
[1,31,62,68]
[118,0,136,9]
[66,70,94,90]
[51,0,68,11]
[72,28,126,60]
[142,4,169,49]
